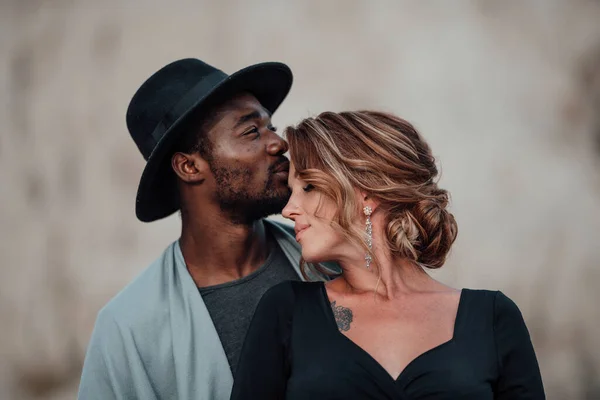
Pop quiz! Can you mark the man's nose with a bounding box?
[267,132,289,155]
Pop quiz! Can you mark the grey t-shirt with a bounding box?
[198,243,300,376]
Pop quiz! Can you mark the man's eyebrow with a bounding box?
[233,109,271,129]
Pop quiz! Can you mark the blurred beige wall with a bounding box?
[1,1,600,399]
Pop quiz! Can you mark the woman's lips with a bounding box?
[295,226,310,242]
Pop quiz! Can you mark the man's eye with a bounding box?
[303,184,315,192]
[268,125,278,132]
[243,126,260,136]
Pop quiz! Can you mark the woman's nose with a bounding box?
[282,200,297,221]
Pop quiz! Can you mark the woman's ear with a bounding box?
[357,189,379,214]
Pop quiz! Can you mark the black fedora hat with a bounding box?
[126,58,293,222]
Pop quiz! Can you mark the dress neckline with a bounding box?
[318,282,467,384]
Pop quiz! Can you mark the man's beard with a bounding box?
[210,162,290,225]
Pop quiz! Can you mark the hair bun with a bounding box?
[386,188,457,269]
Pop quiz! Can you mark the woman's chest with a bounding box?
[288,331,498,400]
[349,307,456,370]
[287,295,499,399]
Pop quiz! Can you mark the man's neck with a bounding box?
[179,211,271,288]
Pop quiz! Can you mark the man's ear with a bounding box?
[171,152,208,184]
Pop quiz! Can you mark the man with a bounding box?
[78,58,334,399]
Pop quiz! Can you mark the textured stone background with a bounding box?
[1,1,600,399]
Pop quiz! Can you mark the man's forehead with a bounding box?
[202,92,272,141]
[217,93,270,119]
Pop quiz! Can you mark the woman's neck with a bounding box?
[332,248,442,301]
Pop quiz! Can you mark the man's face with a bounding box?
[203,93,291,224]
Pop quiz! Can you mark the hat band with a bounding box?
[143,69,227,156]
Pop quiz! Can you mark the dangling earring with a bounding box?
[363,206,373,269]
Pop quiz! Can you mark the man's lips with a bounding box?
[271,160,290,174]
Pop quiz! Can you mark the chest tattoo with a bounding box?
[331,301,353,331]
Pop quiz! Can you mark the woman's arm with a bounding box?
[230,281,295,400]
[493,291,545,399]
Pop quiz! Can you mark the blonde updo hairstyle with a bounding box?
[285,111,457,274]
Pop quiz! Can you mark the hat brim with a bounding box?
[134,62,293,222]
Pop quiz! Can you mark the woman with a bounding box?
[230,111,545,399]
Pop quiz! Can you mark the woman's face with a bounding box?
[282,163,358,263]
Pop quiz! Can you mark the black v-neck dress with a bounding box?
[230,281,545,399]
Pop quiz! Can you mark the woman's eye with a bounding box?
[302,184,315,193]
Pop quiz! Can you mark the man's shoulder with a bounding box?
[264,218,295,236]
[98,241,180,329]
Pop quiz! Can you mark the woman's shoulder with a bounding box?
[459,288,496,304]
[460,288,526,325]
[462,288,520,307]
